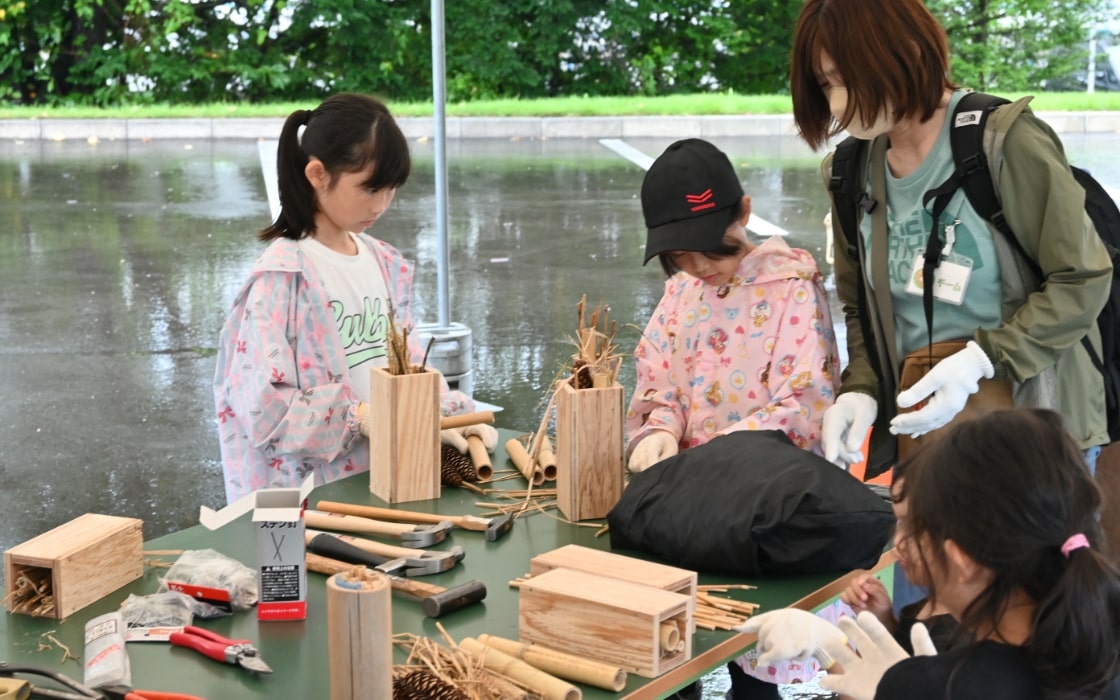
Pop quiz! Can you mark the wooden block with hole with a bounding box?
[555,381,625,521]
[518,567,692,678]
[4,513,143,620]
[368,366,441,503]
[529,544,697,632]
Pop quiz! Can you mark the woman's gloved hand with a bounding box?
[818,612,936,700]
[820,392,878,468]
[889,340,994,438]
[627,431,678,473]
[734,608,848,668]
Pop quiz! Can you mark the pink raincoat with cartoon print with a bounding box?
[627,236,841,685]
[627,236,840,457]
[214,235,471,503]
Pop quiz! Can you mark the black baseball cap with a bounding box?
[640,138,745,265]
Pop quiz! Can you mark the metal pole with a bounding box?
[431,0,450,327]
[1088,26,1098,94]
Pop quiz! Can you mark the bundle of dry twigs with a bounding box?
[385,304,435,376]
[393,630,541,699]
[693,585,760,630]
[569,294,621,389]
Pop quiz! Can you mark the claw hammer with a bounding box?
[316,500,514,541]
[305,535,486,618]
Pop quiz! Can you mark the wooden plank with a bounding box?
[530,544,697,613]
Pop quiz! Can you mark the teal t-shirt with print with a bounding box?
[860,90,1003,358]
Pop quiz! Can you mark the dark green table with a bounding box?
[1,431,890,699]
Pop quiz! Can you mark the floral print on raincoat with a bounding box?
[214,235,471,503]
[627,236,840,457]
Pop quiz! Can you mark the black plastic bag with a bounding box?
[607,430,895,576]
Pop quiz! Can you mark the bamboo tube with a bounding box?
[467,434,494,480]
[505,437,545,486]
[476,634,626,692]
[659,621,680,655]
[440,410,495,430]
[459,637,581,700]
[538,435,557,480]
[327,568,392,700]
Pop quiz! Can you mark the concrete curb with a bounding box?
[2,112,1119,142]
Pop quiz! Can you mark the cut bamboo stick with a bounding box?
[440,410,495,430]
[538,435,557,480]
[659,621,680,656]
[459,637,581,700]
[476,634,627,692]
[467,434,494,480]
[505,438,544,486]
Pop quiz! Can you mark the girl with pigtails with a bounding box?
[213,94,491,503]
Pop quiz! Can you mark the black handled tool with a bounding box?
[305,534,486,618]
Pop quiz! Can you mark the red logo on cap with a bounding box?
[686,189,715,212]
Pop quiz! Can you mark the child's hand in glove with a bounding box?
[734,608,848,668]
[818,612,936,700]
[627,431,678,473]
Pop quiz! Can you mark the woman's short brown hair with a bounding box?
[790,0,956,150]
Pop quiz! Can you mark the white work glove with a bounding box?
[462,423,499,452]
[440,428,469,453]
[821,392,878,468]
[889,340,994,438]
[627,431,678,473]
[818,612,936,700]
[734,608,848,669]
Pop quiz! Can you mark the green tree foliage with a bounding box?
[0,0,1110,105]
[928,0,1114,91]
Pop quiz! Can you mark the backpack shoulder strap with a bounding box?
[950,92,1012,236]
[828,135,877,253]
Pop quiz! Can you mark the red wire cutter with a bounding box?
[168,626,272,674]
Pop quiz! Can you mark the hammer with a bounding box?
[304,509,452,548]
[303,530,464,574]
[306,536,487,618]
[316,500,515,542]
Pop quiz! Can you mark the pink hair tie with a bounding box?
[1061,533,1090,558]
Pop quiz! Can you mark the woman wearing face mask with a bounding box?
[788,0,1112,485]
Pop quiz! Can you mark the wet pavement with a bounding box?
[3,131,1120,550]
[4,129,1119,699]
[0,133,838,551]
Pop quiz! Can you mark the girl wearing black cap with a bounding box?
[627,138,842,698]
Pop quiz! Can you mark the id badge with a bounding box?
[905,253,973,305]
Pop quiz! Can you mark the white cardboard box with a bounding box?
[199,476,314,621]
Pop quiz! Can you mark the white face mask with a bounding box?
[828,87,895,140]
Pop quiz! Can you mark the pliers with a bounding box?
[168,627,272,674]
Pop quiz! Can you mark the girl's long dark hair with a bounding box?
[259,93,410,241]
[898,409,1120,698]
